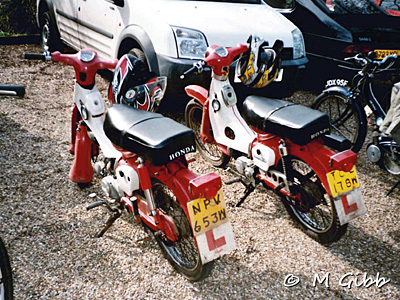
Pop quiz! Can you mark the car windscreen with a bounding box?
[315,0,400,16]
[264,0,295,9]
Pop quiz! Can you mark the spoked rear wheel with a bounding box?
[312,92,367,153]
[280,158,347,244]
[151,181,211,281]
[185,99,230,168]
[0,239,13,300]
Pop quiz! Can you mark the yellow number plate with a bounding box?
[374,49,400,60]
[327,166,360,198]
[187,190,228,236]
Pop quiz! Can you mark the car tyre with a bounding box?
[128,48,148,67]
[40,11,63,52]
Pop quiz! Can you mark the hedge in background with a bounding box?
[0,0,38,35]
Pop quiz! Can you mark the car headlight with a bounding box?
[292,28,305,59]
[171,26,208,59]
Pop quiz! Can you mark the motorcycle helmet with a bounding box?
[111,54,154,110]
[236,35,282,88]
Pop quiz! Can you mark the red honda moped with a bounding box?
[183,36,366,244]
[24,50,236,281]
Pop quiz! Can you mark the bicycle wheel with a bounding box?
[0,239,13,300]
[151,181,212,281]
[185,99,230,168]
[380,150,400,175]
[279,158,347,244]
[312,92,367,153]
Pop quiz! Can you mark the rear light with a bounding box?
[342,44,371,59]
[330,150,357,172]
[189,172,222,199]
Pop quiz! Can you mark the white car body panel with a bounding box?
[50,0,298,60]
[144,0,296,57]
[53,0,80,49]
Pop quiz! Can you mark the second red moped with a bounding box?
[183,36,366,244]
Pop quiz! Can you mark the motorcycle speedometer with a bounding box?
[80,50,96,63]
[215,47,228,58]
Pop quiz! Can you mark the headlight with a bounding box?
[171,26,208,59]
[292,28,305,59]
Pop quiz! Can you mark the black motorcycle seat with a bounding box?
[104,104,196,166]
[242,96,330,145]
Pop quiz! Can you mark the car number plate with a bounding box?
[374,49,400,59]
[187,190,228,236]
[326,166,360,197]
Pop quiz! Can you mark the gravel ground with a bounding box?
[0,44,399,300]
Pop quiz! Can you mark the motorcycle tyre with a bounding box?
[279,157,347,244]
[0,238,13,300]
[185,99,230,168]
[150,180,212,281]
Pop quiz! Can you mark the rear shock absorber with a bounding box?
[278,140,296,195]
[137,157,157,217]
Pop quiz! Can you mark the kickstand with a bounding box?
[86,196,123,238]
[386,178,400,196]
[235,184,255,207]
[94,209,122,238]
[225,177,256,207]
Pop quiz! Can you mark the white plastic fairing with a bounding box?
[252,144,276,172]
[84,90,105,116]
[208,80,256,155]
[74,83,121,159]
[116,165,140,196]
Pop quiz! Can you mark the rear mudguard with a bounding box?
[155,160,222,218]
[119,155,222,223]
[254,133,357,198]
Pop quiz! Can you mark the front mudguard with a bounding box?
[69,123,93,184]
[311,86,352,109]
[312,85,352,108]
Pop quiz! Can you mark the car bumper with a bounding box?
[157,54,308,96]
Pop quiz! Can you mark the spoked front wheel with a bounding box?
[312,92,367,153]
[0,239,13,300]
[185,99,230,168]
[380,149,400,175]
[280,158,347,244]
[151,181,212,281]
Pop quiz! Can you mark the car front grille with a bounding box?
[280,48,293,60]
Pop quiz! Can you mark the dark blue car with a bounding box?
[268,0,400,89]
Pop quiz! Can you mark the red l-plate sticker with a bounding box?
[341,195,358,215]
[206,229,227,251]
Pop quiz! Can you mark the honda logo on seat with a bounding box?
[310,128,330,140]
[169,145,196,160]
